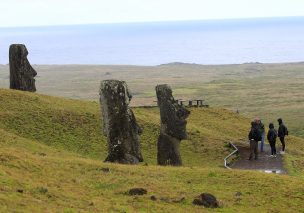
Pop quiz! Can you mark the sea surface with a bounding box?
[0,17,304,65]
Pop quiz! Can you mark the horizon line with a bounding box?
[1,15,304,29]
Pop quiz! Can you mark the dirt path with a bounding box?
[231,143,286,174]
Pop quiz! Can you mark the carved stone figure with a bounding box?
[99,80,143,164]
[9,44,37,92]
[156,84,190,166]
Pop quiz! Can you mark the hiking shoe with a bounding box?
[269,155,273,158]
[273,155,277,158]
[280,151,285,155]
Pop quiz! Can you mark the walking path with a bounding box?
[231,143,286,174]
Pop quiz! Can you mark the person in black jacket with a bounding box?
[278,118,288,154]
[267,123,277,157]
[255,118,265,152]
[248,121,262,160]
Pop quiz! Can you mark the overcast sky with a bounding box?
[1,0,304,27]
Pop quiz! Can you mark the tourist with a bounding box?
[248,121,261,160]
[255,118,265,152]
[267,123,277,157]
[278,118,288,154]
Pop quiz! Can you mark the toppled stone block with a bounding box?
[155,84,190,166]
[99,80,143,164]
[9,44,37,92]
[192,193,219,208]
[128,188,147,196]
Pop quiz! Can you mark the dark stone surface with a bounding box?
[99,80,143,164]
[150,195,157,201]
[16,189,24,193]
[155,84,190,166]
[128,188,147,196]
[9,44,37,92]
[192,193,219,208]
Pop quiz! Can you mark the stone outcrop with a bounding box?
[155,84,190,166]
[128,188,147,196]
[192,193,219,208]
[99,80,143,164]
[9,44,37,92]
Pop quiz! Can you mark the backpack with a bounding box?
[283,124,288,136]
[284,126,289,136]
[251,127,262,141]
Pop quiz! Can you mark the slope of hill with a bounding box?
[1,62,303,137]
[0,89,250,167]
[0,89,304,212]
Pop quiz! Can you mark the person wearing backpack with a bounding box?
[278,118,288,154]
[248,121,262,160]
[267,123,277,157]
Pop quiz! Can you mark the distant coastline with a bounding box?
[0,16,304,65]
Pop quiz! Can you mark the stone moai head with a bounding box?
[99,80,143,164]
[156,84,190,140]
[9,44,37,92]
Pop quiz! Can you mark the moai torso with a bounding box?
[156,84,190,166]
[99,80,143,164]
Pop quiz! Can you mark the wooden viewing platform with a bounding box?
[153,99,209,108]
[177,99,209,107]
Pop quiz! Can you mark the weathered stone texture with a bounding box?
[156,84,190,166]
[99,80,143,164]
[9,44,37,92]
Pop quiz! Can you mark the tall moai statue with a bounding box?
[9,44,37,92]
[99,80,143,164]
[156,84,190,166]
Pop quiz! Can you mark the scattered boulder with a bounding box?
[128,188,147,196]
[16,189,24,193]
[155,84,190,166]
[150,195,157,201]
[99,80,143,164]
[192,193,219,208]
[9,44,37,92]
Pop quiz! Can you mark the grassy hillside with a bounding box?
[0,88,250,167]
[1,89,304,212]
[1,62,303,137]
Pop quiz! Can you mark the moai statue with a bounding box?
[9,44,37,92]
[99,80,143,164]
[156,84,190,166]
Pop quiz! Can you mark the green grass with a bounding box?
[0,89,249,167]
[0,89,304,212]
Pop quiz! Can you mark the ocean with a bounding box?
[0,17,303,65]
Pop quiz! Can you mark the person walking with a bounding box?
[278,118,288,154]
[248,121,261,160]
[267,123,277,157]
[256,118,265,152]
